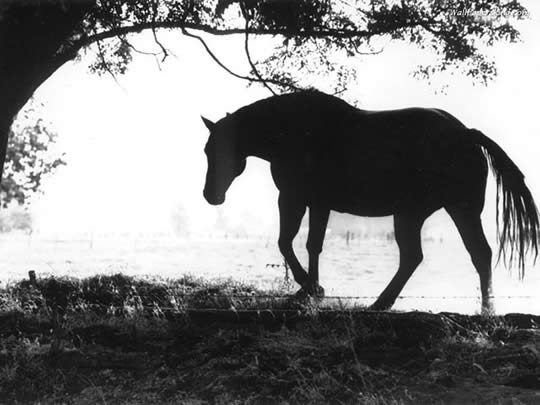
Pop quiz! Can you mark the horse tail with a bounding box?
[469,128,540,276]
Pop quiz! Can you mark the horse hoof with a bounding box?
[481,302,495,316]
[296,283,325,300]
[295,287,310,300]
[312,284,325,299]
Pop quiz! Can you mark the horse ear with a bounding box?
[201,116,215,132]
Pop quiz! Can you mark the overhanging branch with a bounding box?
[55,9,477,92]
[61,15,442,72]
[241,5,277,96]
[67,21,383,56]
[151,0,169,62]
[181,27,300,92]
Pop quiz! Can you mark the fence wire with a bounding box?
[13,293,536,313]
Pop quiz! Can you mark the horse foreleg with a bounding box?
[277,193,308,287]
[305,206,330,297]
[370,212,427,311]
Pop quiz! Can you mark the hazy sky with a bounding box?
[29,2,540,236]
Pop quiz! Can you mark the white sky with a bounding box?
[28,1,540,236]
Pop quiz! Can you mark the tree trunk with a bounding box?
[0,2,94,183]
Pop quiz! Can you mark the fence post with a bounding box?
[28,270,36,287]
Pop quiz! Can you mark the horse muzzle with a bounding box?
[203,189,225,205]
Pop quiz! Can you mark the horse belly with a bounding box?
[312,170,402,216]
[312,164,444,217]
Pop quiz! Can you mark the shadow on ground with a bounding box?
[1,274,540,404]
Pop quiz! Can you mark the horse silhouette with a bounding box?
[201,90,539,313]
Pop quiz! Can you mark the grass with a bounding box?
[1,273,289,313]
[1,273,539,404]
[0,272,374,320]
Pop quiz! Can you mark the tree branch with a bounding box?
[68,22,380,55]
[241,7,276,95]
[151,0,169,63]
[181,27,299,92]
[125,40,161,57]
[60,14,441,72]
[124,40,165,70]
[93,35,123,88]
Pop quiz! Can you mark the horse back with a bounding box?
[270,103,483,215]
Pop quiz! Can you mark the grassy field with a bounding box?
[1,233,539,314]
[1,274,540,404]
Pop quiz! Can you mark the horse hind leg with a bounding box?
[446,205,493,314]
[370,211,429,311]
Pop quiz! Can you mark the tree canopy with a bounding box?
[1,0,529,91]
[70,1,529,90]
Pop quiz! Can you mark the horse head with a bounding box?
[201,115,246,205]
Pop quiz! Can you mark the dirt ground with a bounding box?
[1,275,540,404]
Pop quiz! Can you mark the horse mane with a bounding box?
[226,89,354,130]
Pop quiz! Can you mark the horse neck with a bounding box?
[234,112,279,162]
[240,133,278,162]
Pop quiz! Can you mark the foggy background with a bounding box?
[1,1,540,314]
